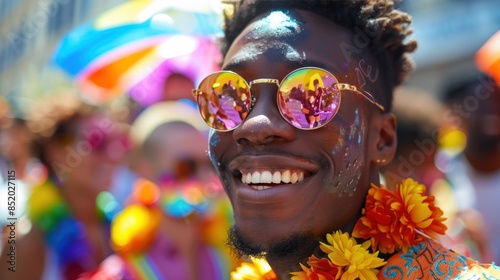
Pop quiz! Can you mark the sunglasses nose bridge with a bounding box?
[247,81,279,111]
[233,82,295,144]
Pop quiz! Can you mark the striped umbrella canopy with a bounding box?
[52,0,223,105]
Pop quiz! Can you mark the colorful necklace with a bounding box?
[230,178,500,279]
[28,179,119,279]
[110,178,234,279]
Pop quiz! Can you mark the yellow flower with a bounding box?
[231,257,277,280]
[319,231,386,280]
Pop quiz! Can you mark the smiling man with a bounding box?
[192,0,500,279]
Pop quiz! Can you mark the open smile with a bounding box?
[228,155,319,192]
[240,170,307,190]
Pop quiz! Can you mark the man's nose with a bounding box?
[232,84,296,145]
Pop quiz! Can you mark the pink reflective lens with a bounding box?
[194,68,343,131]
[195,71,251,131]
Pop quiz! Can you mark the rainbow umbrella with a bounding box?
[52,0,223,104]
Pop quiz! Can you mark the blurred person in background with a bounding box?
[0,118,36,180]
[381,89,445,188]
[87,100,234,280]
[0,100,44,253]
[0,94,130,279]
[162,73,197,103]
[380,89,489,261]
[439,73,500,262]
[0,97,43,188]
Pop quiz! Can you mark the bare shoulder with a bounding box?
[0,226,46,280]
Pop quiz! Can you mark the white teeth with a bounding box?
[252,185,271,191]
[272,171,281,184]
[282,170,291,183]
[261,171,273,183]
[241,170,305,186]
[252,171,260,183]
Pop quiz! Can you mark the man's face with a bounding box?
[209,10,379,257]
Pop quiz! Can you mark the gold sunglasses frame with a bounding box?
[192,67,385,131]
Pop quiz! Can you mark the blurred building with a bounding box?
[0,0,125,116]
[403,0,500,96]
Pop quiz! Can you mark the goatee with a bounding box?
[227,225,314,260]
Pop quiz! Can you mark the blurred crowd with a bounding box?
[380,72,500,263]
[0,76,238,279]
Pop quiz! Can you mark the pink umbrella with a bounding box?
[127,36,222,105]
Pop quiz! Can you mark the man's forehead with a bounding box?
[223,10,306,68]
[224,9,356,66]
[243,10,304,41]
[223,41,306,68]
[223,8,379,92]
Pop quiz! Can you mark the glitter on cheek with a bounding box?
[349,127,356,140]
[326,112,367,196]
[348,109,361,141]
[334,147,364,197]
[329,127,345,156]
[354,109,361,126]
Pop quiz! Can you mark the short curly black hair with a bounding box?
[221,0,417,111]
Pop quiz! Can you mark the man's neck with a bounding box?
[267,243,317,279]
[267,214,363,278]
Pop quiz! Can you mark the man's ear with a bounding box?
[370,113,397,165]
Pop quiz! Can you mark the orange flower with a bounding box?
[291,255,340,280]
[397,179,447,240]
[353,178,447,253]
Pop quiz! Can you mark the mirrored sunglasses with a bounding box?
[192,67,384,131]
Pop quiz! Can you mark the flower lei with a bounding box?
[230,178,448,280]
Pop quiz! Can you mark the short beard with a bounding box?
[227,225,313,260]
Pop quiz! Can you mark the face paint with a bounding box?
[326,109,367,196]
